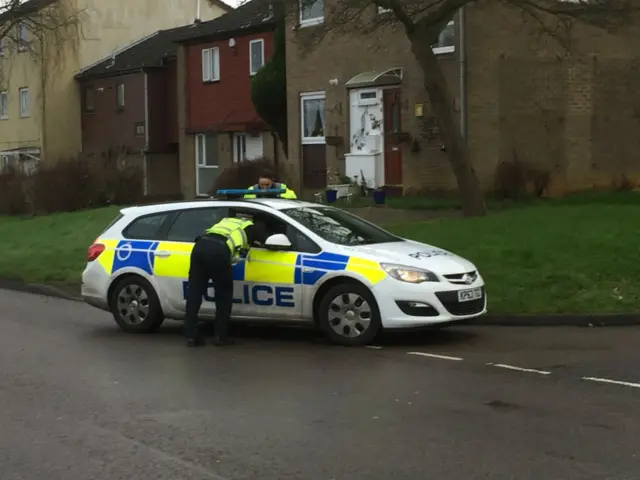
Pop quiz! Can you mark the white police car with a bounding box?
[82,195,486,346]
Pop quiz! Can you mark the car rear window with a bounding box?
[99,213,124,236]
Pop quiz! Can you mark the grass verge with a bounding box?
[0,192,639,314]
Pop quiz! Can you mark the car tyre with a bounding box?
[317,282,382,346]
[109,276,165,333]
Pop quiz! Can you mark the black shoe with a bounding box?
[186,337,206,347]
[212,336,235,346]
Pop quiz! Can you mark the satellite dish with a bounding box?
[229,38,236,47]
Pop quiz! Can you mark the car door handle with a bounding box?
[303,268,312,273]
[156,251,171,257]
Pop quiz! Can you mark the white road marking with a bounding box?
[582,377,640,388]
[406,352,463,361]
[487,363,551,375]
[365,345,383,349]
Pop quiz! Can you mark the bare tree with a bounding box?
[0,0,81,84]
[291,0,637,217]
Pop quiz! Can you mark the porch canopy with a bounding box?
[344,68,403,89]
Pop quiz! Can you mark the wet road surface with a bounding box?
[2,288,640,479]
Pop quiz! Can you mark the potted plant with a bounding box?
[326,167,351,200]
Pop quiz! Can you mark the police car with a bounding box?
[81,191,486,346]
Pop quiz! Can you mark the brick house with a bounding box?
[173,0,283,198]
[284,1,640,195]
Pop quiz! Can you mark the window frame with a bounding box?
[298,0,324,27]
[0,91,8,119]
[228,206,322,254]
[84,86,95,112]
[201,47,220,82]
[249,39,264,76]
[300,91,325,145]
[165,206,229,243]
[121,212,176,240]
[432,20,455,55]
[116,83,125,110]
[18,87,28,117]
[17,23,27,52]
[195,133,220,197]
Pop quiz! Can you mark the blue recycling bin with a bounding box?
[373,189,386,205]
[325,189,338,203]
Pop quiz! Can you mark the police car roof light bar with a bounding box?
[215,188,286,199]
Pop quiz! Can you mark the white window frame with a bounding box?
[234,133,247,162]
[249,39,264,76]
[17,23,27,52]
[300,91,325,145]
[116,83,124,109]
[19,87,28,117]
[0,91,7,119]
[299,0,324,27]
[201,47,220,82]
[433,20,455,55]
[195,133,219,196]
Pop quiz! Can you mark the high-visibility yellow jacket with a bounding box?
[205,217,254,263]
[244,182,297,199]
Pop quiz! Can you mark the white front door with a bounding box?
[233,132,264,162]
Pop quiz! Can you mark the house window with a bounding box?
[300,92,325,144]
[299,0,324,26]
[433,20,455,54]
[195,133,219,196]
[84,86,95,112]
[249,39,264,75]
[116,83,124,109]
[0,91,7,119]
[202,47,220,82]
[19,87,28,117]
[134,121,145,137]
[17,23,27,51]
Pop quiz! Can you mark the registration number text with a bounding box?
[457,287,482,303]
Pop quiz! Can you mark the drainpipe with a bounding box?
[271,132,279,168]
[143,71,150,196]
[458,6,467,140]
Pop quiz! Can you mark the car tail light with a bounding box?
[87,243,105,262]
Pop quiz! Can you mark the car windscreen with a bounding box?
[281,206,402,246]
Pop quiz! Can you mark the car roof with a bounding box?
[119,198,320,217]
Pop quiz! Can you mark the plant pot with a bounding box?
[327,183,351,199]
[325,135,343,147]
[373,189,386,205]
[325,188,338,203]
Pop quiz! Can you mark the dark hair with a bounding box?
[259,169,275,180]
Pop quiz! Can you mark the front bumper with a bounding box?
[372,279,487,329]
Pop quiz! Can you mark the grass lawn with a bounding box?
[0,191,639,314]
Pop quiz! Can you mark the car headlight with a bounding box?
[380,263,439,283]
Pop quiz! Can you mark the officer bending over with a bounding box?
[244,169,297,199]
[184,213,269,347]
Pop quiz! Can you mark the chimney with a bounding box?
[195,0,201,22]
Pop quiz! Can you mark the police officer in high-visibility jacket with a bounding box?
[184,213,268,347]
[244,169,297,199]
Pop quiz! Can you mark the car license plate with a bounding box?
[457,287,482,303]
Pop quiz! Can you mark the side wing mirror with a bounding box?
[263,233,291,250]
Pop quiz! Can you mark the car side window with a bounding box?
[122,213,172,240]
[286,224,321,254]
[166,207,226,243]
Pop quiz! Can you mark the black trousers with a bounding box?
[184,236,234,339]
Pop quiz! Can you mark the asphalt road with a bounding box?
[2,289,640,479]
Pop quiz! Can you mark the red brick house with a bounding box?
[173,0,283,198]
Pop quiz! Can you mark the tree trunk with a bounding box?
[409,31,487,217]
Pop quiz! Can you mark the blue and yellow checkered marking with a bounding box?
[100,239,386,286]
